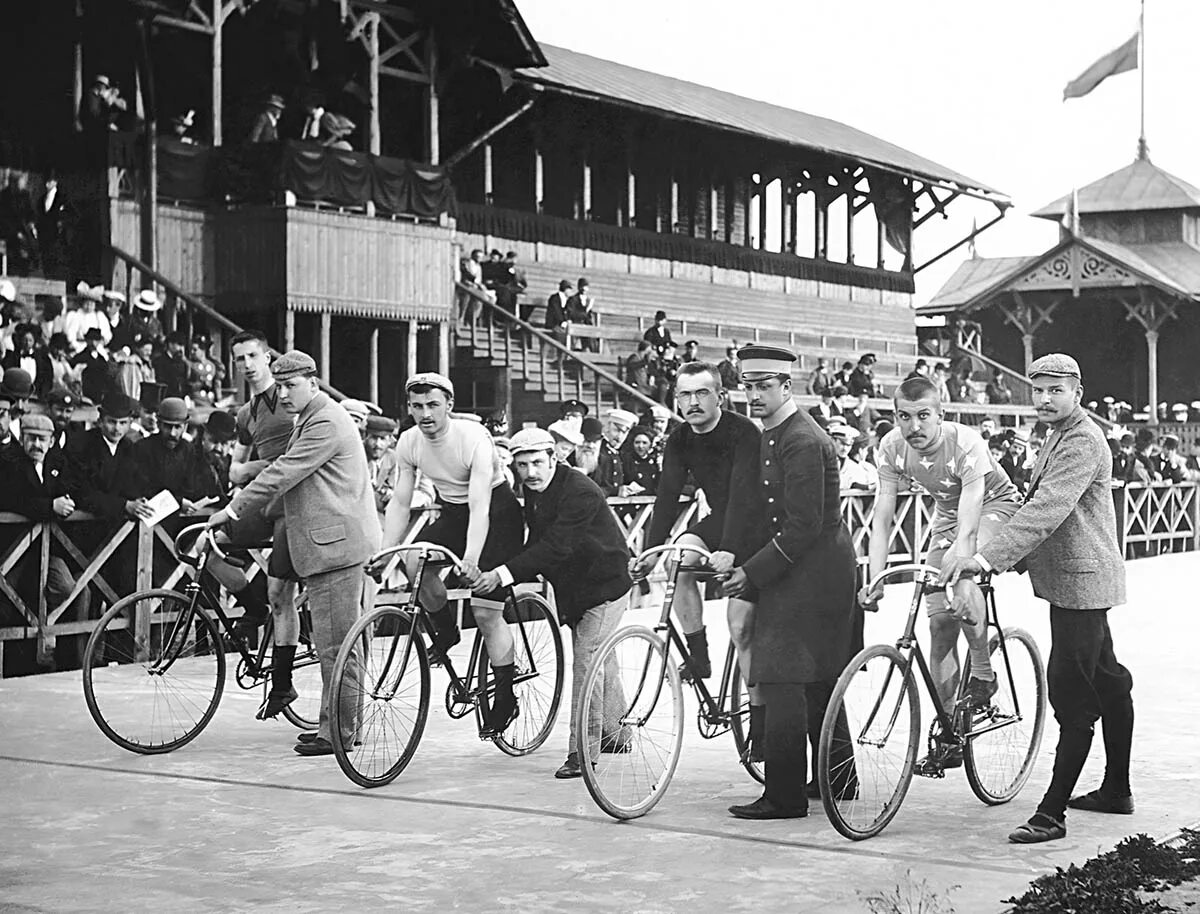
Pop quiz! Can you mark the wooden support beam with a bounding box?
[1120,289,1180,425]
[581,154,592,221]
[406,320,419,376]
[211,0,223,146]
[425,38,439,164]
[284,307,295,352]
[534,144,544,214]
[319,312,332,384]
[483,142,493,203]
[368,13,380,155]
[437,322,450,375]
[368,326,379,404]
[442,94,537,169]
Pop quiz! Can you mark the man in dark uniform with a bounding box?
[724,346,858,819]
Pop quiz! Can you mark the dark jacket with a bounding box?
[134,434,217,502]
[2,349,54,398]
[590,441,624,496]
[153,352,190,400]
[544,292,569,330]
[507,464,631,626]
[0,447,71,519]
[64,428,143,520]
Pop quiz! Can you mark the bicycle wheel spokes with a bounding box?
[82,590,226,754]
[964,627,1047,805]
[487,594,565,757]
[729,658,764,785]
[330,608,430,788]
[819,645,920,840]
[579,626,685,820]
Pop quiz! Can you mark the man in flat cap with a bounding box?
[944,354,1133,844]
[377,371,525,738]
[724,345,858,819]
[0,413,91,669]
[363,414,399,524]
[470,427,633,779]
[209,350,379,756]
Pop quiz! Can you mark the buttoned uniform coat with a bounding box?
[741,407,857,685]
[979,406,1125,610]
[229,392,380,579]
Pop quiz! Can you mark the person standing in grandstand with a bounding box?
[377,372,525,737]
[633,361,764,750]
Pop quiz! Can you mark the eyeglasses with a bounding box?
[675,389,715,402]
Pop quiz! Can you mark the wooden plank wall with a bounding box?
[113,201,216,299]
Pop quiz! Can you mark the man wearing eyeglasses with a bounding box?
[632,360,763,752]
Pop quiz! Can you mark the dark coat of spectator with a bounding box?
[642,311,675,358]
[986,371,1014,405]
[623,342,654,394]
[153,345,190,400]
[65,427,144,520]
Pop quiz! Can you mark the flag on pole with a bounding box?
[1063,32,1139,100]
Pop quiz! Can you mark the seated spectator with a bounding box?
[153,331,190,400]
[480,250,506,288]
[65,391,149,523]
[0,413,91,670]
[134,397,218,514]
[43,385,76,450]
[573,421,602,480]
[680,340,699,364]
[46,332,81,396]
[947,366,971,403]
[847,354,877,397]
[810,386,844,424]
[187,334,225,400]
[1158,434,1192,483]
[103,292,131,353]
[493,435,515,488]
[807,357,832,395]
[72,328,114,404]
[196,409,237,497]
[830,425,876,491]
[459,249,494,305]
[64,284,112,353]
[1127,428,1161,484]
[832,360,854,390]
[644,404,672,463]
[320,111,356,151]
[985,369,1013,405]
[496,252,528,322]
[621,428,660,495]
[623,341,654,395]
[2,323,51,398]
[653,343,681,405]
[79,74,126,134]
[115,334,156,403]
[547,419,582,466]
[999,429,1027,492]
[249,94,285,143]
[566,278,597,353]
[979,417,998,440]
[844,390,878,436]
[904,358,929,381]
[932,363,952,401]
[127,384,164,443]
[130,290,165,343]
[717,345,740,391]
[642,310,674,358]
[558,399,587,433]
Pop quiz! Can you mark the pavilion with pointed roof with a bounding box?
[923,154,1200,421]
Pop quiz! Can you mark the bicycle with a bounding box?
[327,542,565,788]
[81,524,322,754]
[576,543,762,821]
[816,563,1047,840]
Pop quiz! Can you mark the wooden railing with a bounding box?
[4,483,1195,674]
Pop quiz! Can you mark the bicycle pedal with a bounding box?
[913,763,947,779]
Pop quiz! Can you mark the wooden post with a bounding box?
[1021,333,1035,375]
[709,184,719,240]
[1121,289,1178,426]
[211,0,223,146]
[368,13,380,156]
[626,165,636,229]
[846,184,855,265]
[670,176,680,233]
[319,312,331,384]
[437,321,450,375]
[533,144,544,213]
[781,183,793,254]
[406,319,419,376]
[581,153,592,221]
[284,307,295,351]
[743,176,753,247]
[758,177,769,251]
[73,0,83,132]
[483,142,493,204]
[368,325,380,404]
[425,34,439,164]
[1145,328,1160,424]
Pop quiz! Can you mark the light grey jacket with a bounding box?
[980,406,1125,609]
[231,392,380,578]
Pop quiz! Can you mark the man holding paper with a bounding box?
[133,397,221,516]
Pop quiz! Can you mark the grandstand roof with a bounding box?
[1032,158,1200,219]
[518,45,1000,195]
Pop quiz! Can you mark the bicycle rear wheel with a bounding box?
[729,658,764,785]
[330,607,430,788]
[82,589,226,754]
[818,644,921,840]
[280,599,321,730]
[964,627,1047,805]
[578,626,684,820]
[478,593,565,756]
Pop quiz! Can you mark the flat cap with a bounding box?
[560,398,588,417]
[272,350,318,381]
[547,419,582,447]
[737,345,797,379]
[1,368,34,400]
[509,427,557,455]
[1028,353,1081,380]
[158,397,189,424]
[604,408,639,426]
[99,391,138,419]
[44,385,76,408]
[828,425,859,441]
[405,372,454,398]
[340,398,369,422]
[205,410,237,442]
[19,413,54,436]
[365,414,397,434]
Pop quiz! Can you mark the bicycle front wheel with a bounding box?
[82,589,226,754]
[478,593,565,756]
[964,627,1047,805]
[330,606,430,788]
[818,644,921,841]
[280,598,321,731]
[578,626,685,820]
[729,657,764,785]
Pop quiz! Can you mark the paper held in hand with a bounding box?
[142,490,180,527]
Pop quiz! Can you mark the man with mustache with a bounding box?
[861,375,1021,774]
[633,361,763,753]
[943,354,1132,844]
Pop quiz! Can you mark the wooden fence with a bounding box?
[3,483,1196,675]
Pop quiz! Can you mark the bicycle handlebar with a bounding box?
[368,542,465,574]
[866,563,943,593]
[173,523,229,562]
[634,543,714,565]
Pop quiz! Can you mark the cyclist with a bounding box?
[377,372,525,737]
[860,375,1021,772]
[632,361,763,752]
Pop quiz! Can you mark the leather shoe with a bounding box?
[1067,789,1134,814]
[554,754,583,779]
[293,737,335,757]
[728,796,807,820]
[1008,813,1066,844]
[256,686,298,721]
[296,730,320,744]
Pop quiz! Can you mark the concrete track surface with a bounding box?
[2,552,1197,913]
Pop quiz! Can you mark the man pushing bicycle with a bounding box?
[860,375,1021,773]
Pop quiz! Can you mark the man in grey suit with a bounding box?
[944,353,1134,844]
[209,351,381,757]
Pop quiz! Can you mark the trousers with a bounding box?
[305,564,364,744]
[569,592,628,762]
[761,678,851,809]
[1037,607,1134,820]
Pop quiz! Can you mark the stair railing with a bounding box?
[456,282,662,416]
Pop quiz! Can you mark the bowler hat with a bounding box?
[100,391,138,419]
[205,410,237,443]
[1,368,33,400]
[158,397,189,424]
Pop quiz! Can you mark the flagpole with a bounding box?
[1138,0,1148,160]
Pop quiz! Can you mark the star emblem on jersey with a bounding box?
[919,457,935,470]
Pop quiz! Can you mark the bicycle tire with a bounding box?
[82,589,226,755]
[330,606,430,788]
[279,601,321,731]
[728,657,764,785]
[818,644,921,840]
[578,625,685,820]
[964,627,1047,805]
[477,593,565,756]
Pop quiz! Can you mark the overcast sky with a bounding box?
[514,0,1199,304]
